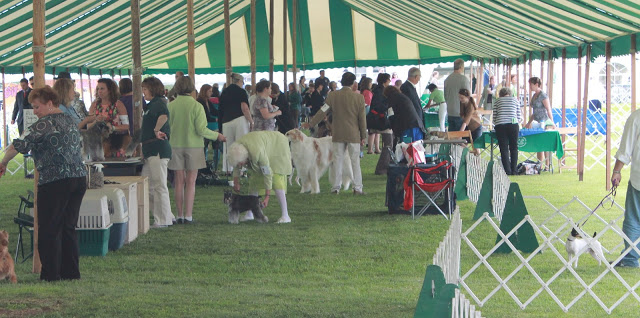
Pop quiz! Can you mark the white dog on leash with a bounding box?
[566,227,607,268]
[286,129,352,193]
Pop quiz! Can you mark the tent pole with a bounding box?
[269,0,274,82]
[22,66,25,79]
[99,70,103,78]
[562,49,566,128]
[224,0,232,85]
[32,0,46,274]
[579,44,591,182]
[605,41,612,190]
[576,46,583,178]
[632,34,637,112]
[516,57,520,102]
[548,49,553,108]
[529,53,533,117]
[283,0,287,92]
[52,67,56,79]
[119,70,122,82]
[522,54,528,119]
[88,69,93,104]
[477,58,483,99]
[2,67,6,148]
[188,0,196,95]
[79,67,85,104]
[540,51,545,88]
[250,0,256,89]
[292,0,298,90]
[131,0,143,136]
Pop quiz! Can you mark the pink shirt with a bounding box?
[362,90,373,106]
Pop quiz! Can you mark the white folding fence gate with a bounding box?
[438,145,640,314]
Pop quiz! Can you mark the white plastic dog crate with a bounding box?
[104,181,138,244]
[100,188,128,251]
[78,191,112,229]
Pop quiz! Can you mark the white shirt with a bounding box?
[615,109,640,190]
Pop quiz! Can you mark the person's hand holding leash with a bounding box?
[612,170,621,187]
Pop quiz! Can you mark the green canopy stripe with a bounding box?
[328,0,355,63]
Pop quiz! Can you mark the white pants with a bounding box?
[142,156,174,226]
[332,142,363,192]
[222,116,250,173]
[438,102,447,132]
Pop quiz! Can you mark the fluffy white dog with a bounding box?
[286,129,352,193]
[565,227,607,268]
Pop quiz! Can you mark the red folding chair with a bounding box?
[402,161,454,219]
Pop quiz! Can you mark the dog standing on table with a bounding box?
[223,190,268,224]
[0,230,17,283]
[566,227,607,268]
[285,129,353,194]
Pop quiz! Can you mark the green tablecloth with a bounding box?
[473,131,564,159]
[424,112,440,129]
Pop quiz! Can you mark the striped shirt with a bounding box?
[493,96,522,126]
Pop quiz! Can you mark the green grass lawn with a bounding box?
[0,151,638,317]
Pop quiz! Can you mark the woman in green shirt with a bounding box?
[425,83,446,132]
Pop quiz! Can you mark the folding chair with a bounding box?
[402,161,454,220]
[14,190,34,264]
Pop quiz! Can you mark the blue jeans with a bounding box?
[621,181,640,267]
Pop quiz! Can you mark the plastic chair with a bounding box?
[13,190,34,264]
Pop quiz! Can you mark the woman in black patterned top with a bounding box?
[0,86,86,282]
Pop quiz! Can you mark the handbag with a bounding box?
[366,108,390,131]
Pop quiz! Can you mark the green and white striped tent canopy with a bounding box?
[0,0,638,75]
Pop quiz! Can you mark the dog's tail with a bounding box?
[125,129,142,157]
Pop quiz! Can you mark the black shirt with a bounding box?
[219,84,249,124]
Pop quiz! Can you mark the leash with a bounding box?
[580,185,617,227]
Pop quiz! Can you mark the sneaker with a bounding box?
[277,217,291,224]
[610,261,639,268]
[177,218,184,224]
[240,213,254,222]
[183,219,194,224]
[353,190,366,195]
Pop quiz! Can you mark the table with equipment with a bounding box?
[473,130,564,161]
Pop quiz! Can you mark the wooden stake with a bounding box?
[632,34,637,112]
[32,0,46,274]
[224,0,232,84]
[561,48,566,128]
[579,44,591,182]
[2,67,6,148]
[283,0,287,91]
[292,0,298,89]
[188,0,196,90]
[131,0,142,133]
[576,46,583,178]
[548,49,553,108]
[88,69,93,103]
[79,67,84,104]
[269,0,274,82]
[605,41,612,190]
[250,0,256,89]
[540,51,545,85]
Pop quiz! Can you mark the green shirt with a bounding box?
[141,96,172,159]
[428,89,445,105]
[288,91,302,111]
[232,131,292,190]
[168,95,219,148]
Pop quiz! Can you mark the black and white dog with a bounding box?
[566,226,607,268]
[223,190,268,224]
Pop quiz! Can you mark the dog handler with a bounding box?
[611,109,640,268]
[227,131,293,223]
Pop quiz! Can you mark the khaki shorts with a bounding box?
[168,147,206,171]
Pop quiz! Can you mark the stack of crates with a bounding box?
[101,188,129,251]
[77,190,112,256]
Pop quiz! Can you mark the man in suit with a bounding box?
[317,70,330,98]
[304,72,367,195]
[400,67,423,119]
[11,78,33,135]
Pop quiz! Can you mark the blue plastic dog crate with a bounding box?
[102,188,129,251]
[78,225,111,256]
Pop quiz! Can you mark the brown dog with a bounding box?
[0,230,17,283]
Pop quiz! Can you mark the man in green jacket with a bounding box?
[228,131,293,223]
